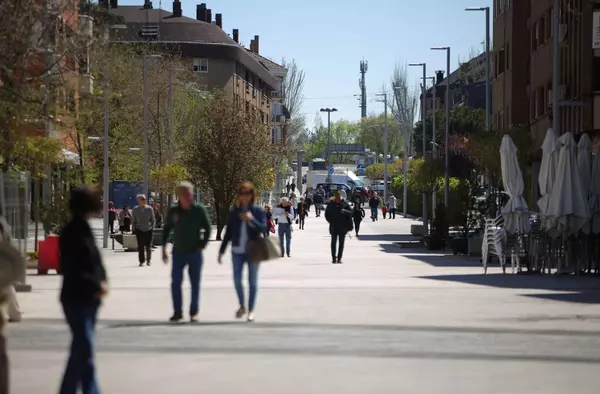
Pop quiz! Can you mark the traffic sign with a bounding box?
[328,166,334,175]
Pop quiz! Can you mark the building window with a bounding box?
[505,106,511,129]
[538,16,547,46]
[505,42,510,70]
[192,58,208,73]
[530,90,537,121]
[531,24,538,52]
[497,48,506,75]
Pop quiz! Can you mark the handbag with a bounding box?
[246,236,281,262]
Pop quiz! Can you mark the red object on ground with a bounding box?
[38,235,61,275]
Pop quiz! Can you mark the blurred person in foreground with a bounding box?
[162,182,212,323]
[59,187,107,394]
[325,191,353,264]
[218,182,267,322]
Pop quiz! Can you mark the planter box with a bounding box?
[468,236,483,256]
[411,224,426,236]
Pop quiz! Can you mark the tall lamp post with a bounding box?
[427,75,437,217]
[375,94,390,202]
[465,6,491,132]
[142,54,162,198]
[319,108,337,183]
[409,62,428,233]
[430,47,450,207]
[100,24,126,249]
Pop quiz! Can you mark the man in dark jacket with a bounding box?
[325,191,353,264]
[313,191,324,217]
[162,182,212,323]
[369,195,380,221]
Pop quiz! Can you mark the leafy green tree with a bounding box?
[183,92,276,239]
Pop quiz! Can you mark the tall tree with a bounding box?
[388,62,418,157]
[281,58,306,151]
[183,93,276,239]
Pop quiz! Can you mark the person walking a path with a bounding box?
[275,197,294,257]
[352,202,366,237]
[264,205,274,237]
[59,187,108,394]
[325,191,353,264]
[132,194,155,267]
[297,198,308,230]
[118,205,132,233]
[387,194,397,219]
[162,182,212,323]
[313,190,324,217]
[369,195,380,221]
[218,182,267,322]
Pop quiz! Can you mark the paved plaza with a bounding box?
[9,213,600,393]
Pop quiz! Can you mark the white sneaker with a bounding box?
[247,312,255,322]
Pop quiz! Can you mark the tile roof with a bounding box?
[108,6,278,88]
[245,49,286,71]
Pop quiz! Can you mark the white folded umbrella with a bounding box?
[537,128,559,231]
[546,133,590,237]
[500,135,530,234]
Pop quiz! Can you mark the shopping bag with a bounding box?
[246,236,281,262]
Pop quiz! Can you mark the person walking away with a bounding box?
[382,205,388,219]
[264,205,274,237]
[290,180,296,195]
[132,195,155,267]
[162,182,212,323]
[297,198,308,230]
[107,201,117,234]
[59,187,108,394]
[387,194,397,219]
[0,215,27,393]
[369,195,380,221]
[339,187,347,201]
[290,193,298,220]
[118,205,132,233]
[352,202,365,237]
[218,182,267,322]
[285,181,291,196]
[152,202,163,228]
[325,191,353,264]
[313,190,324,217]
[305,190,313,212]
[275,197,294,257]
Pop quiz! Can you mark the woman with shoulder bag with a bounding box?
[218,182,267,322]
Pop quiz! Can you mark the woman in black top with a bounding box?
[352,200,366,237]
[59,187,107,394]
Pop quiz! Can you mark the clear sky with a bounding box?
[120,0,493,128]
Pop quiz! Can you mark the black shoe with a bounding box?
[139,262,144,267]
[146,261,151,266]
[337,259,343,264]
[287,253,291,258]
[332,258,337,264]
[169,314,183,323]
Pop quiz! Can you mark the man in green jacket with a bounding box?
[162,182,212,323]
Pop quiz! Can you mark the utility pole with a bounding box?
[320,108,338,184]
[143,55,149,198]
[359,59,368,118]
[376,94,389,202]
[429,76,437,218]
[297,150,304,195]
[552,0,560,136]
[409,63,428,233]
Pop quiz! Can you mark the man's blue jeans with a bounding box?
[171,251,203,316]
[232,253,260,311]
[278,223,292,256]
[371,207,378,220]
[60,301,100,394]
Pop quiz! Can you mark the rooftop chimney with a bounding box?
[436,70,444,84]
[109,0,117,8]
[196,3,207,21]
[206,9,212,23]
[253,35,259,54]
[143,0,152,9]
[215,13,222,28]
[173,0,181,17]
[249,39,254,52]
[232,29,239,43]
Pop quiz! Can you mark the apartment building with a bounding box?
[423,52,488,114]
[106,0,278,126]
[492,0,598,147]
[245,48,289,145]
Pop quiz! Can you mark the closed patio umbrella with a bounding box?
[537,128,559,232]
[577,134,592,234]
[500,135,530,234]
[590,144,600,234]
[546,133,590,237]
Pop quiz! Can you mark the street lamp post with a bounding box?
[465,7,491,132]
[100,24,126,249]
[431,47,451,207]
[428,76,437,218]
[409,63,428,233]
[375,94,390,202]
[143,54,162,198]
[320,108,337,184]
